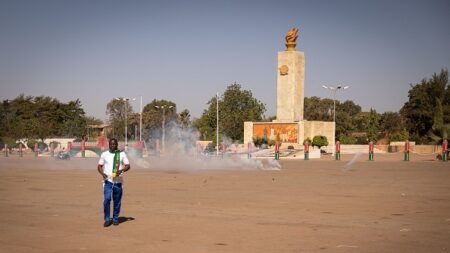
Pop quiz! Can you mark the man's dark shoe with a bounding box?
[104,220,112,227]
[113,220,119,226]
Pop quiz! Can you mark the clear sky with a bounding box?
[1,0,449,121]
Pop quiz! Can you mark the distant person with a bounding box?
[97,138,130,227]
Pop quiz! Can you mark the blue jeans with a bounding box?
[103,181,123,222]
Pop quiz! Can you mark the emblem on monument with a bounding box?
[279,65,289,75]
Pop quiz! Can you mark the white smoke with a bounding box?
[132,121,281,171]
[344,152,363,170]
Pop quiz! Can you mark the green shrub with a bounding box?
[27,139,48,151]
[312,136,328,149]
[27,139,37,149]
[287,145,295,149]
[388,130,410,143]
[252,136,264,147]
[253,136,276,147]
[267,139,276,147]
[339,135,357,144]
[0,137,15,148]
[356,136,368,144]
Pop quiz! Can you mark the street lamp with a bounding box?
[154,105,173,153]
[322,85,349,155]
[216,92,219,156]
[115,97,136,149]
[139,96,143,142]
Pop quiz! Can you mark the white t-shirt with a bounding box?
[98,150,130,183]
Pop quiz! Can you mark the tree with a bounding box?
[106,98,134,140]
[0,95,87,141]
[141,99,177,141]
[401,69,449,143]
[428,98,449,144]
[84,116,103,126]
[194,83,266,142]
[379,112,405,135]
[367,109,380,142]
[304,96,334,121]
[178,109,191,128]
[433,98,444,130]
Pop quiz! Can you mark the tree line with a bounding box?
[1,69,448,147]
[0,95,97,147]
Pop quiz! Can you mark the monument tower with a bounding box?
[275,27,304,122]
[244,28,333,149]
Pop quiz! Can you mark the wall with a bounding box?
[303,121,334,145]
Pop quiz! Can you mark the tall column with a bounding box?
[276,50,305,122]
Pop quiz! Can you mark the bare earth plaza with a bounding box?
[1,154,449,253]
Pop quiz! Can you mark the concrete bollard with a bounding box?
[335,141,341,161]
[443,139,448,162]
[404,140,410,161]
[135,141,143,158]
[155,139,160,157]
[275,142,280,160]
[19,143,23,158]
[247,142,253,159]
[368,141,374,161]
[81,140,86,158]
[304,141,309,160]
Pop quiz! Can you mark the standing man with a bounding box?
[97,138,130,227]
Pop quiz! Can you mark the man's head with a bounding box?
[109,138,118,151]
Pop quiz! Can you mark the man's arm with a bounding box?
[118,163,130,175]
[97,164,107,179]
[118,153,131,175]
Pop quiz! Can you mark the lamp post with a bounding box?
[322,85,349,155]
[115,97,136,149]
[139,96,143,142]
[154,105,173,153]
[216,92,219,156]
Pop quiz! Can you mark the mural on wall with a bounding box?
[253,123,298,143]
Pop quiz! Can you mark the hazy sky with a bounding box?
[1,0,449,121]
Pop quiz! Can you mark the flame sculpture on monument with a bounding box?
[285,27,299,51]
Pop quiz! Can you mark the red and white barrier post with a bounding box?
[442,139,448,162]
[19,143,23,158]
[34,143,39,158]
[304,141,309,160]
[247,142,253,159]
[275,141,280,160]
[404,140,410,161]
[4,144,8,157]
[368,141,374,161]
[335,141,341,161]
[81,140,86,158]
[67,142,72,159]
[155,139,160,157]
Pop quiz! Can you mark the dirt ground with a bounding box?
[0,153,449,253]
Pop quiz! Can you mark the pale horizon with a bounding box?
[1,0,449,121]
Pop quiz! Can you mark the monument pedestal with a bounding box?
[244,120,334,148]
[276,51,304,122]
